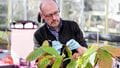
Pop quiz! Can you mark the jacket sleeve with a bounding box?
[33,36,40,49]
[72,22,88,48]
[33,29,44,49]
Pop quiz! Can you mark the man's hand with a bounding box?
[52,41,63,54]
[72,47,87,60]
[66,39,80,50]
[72,52,80,60]
[77,47,87,56]
[66,39,87,59]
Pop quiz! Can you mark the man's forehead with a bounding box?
[41,1,56,8]
[40,1,58,14]
[40,1,57,10]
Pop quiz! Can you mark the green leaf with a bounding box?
[26,47,45,61]
[37,56,52,68]
[83,45,99,57]
[52,57,62,68]
[26,40,50,61]
[78,56,90,68]
[67,59,77,68]
[77,45,98,68]
[96,48,113,68]
[97,48,112,60]
[42,40,50,47]
[65,46,72,58]
[102,45,120,57]
[42,47,60,57]
[94,54,99,66]
[84,62,93,68]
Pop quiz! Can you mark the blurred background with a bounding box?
[0,0,120,66]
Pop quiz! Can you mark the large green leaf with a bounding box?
[78,56,91,68]
[26,47,45,61]
[26,40,50,61]
[97,48,112,60]
[26,43,60,61]
[96,48,112,68]
[42,47,60,57]
[102,45,120,57]
[37,56,52,68]
[52,56,62,68]
[67,59,77,68]
[83,45,99,57]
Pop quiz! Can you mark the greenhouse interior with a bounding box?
[0,0,120,68]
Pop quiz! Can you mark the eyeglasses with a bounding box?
[43,11,59,18]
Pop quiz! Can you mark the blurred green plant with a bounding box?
[26,41,120,68]
[0,37,8,45]
[0,31,9,45]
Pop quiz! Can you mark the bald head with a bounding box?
[40,0,59,14]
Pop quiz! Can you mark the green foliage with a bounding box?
[97,48,112,60]
[85,62,93,68]
[26,41,63,68]
[26,41,52,61]
[82,45,99,57]
[96,47,113,68]
[26,41,117,68]
[37,56,51,68]
[52,56,62,68]
[77,45,99,68]
[67,59,77,68]
[42,47,60,57]
[41,40,49,47]
[65,45,72,58]
[26,47,45,61]
[0,17,7,24]
[0,37,8,45]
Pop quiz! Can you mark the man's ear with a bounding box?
[37,12,41,23]
[40,12,44,19]
[38,12,45,23]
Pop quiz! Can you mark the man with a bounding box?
[34,0,87,66]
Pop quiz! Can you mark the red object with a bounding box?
[2,54,13,64]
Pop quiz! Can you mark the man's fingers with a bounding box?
[72,53,80,60]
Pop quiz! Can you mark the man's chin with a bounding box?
[51,23,58,27]
[51,25,57,28]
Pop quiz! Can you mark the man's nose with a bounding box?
[52,15,57,20]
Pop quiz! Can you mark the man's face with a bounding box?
[41,2,60,28]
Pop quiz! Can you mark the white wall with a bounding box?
[11,29,36,59]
